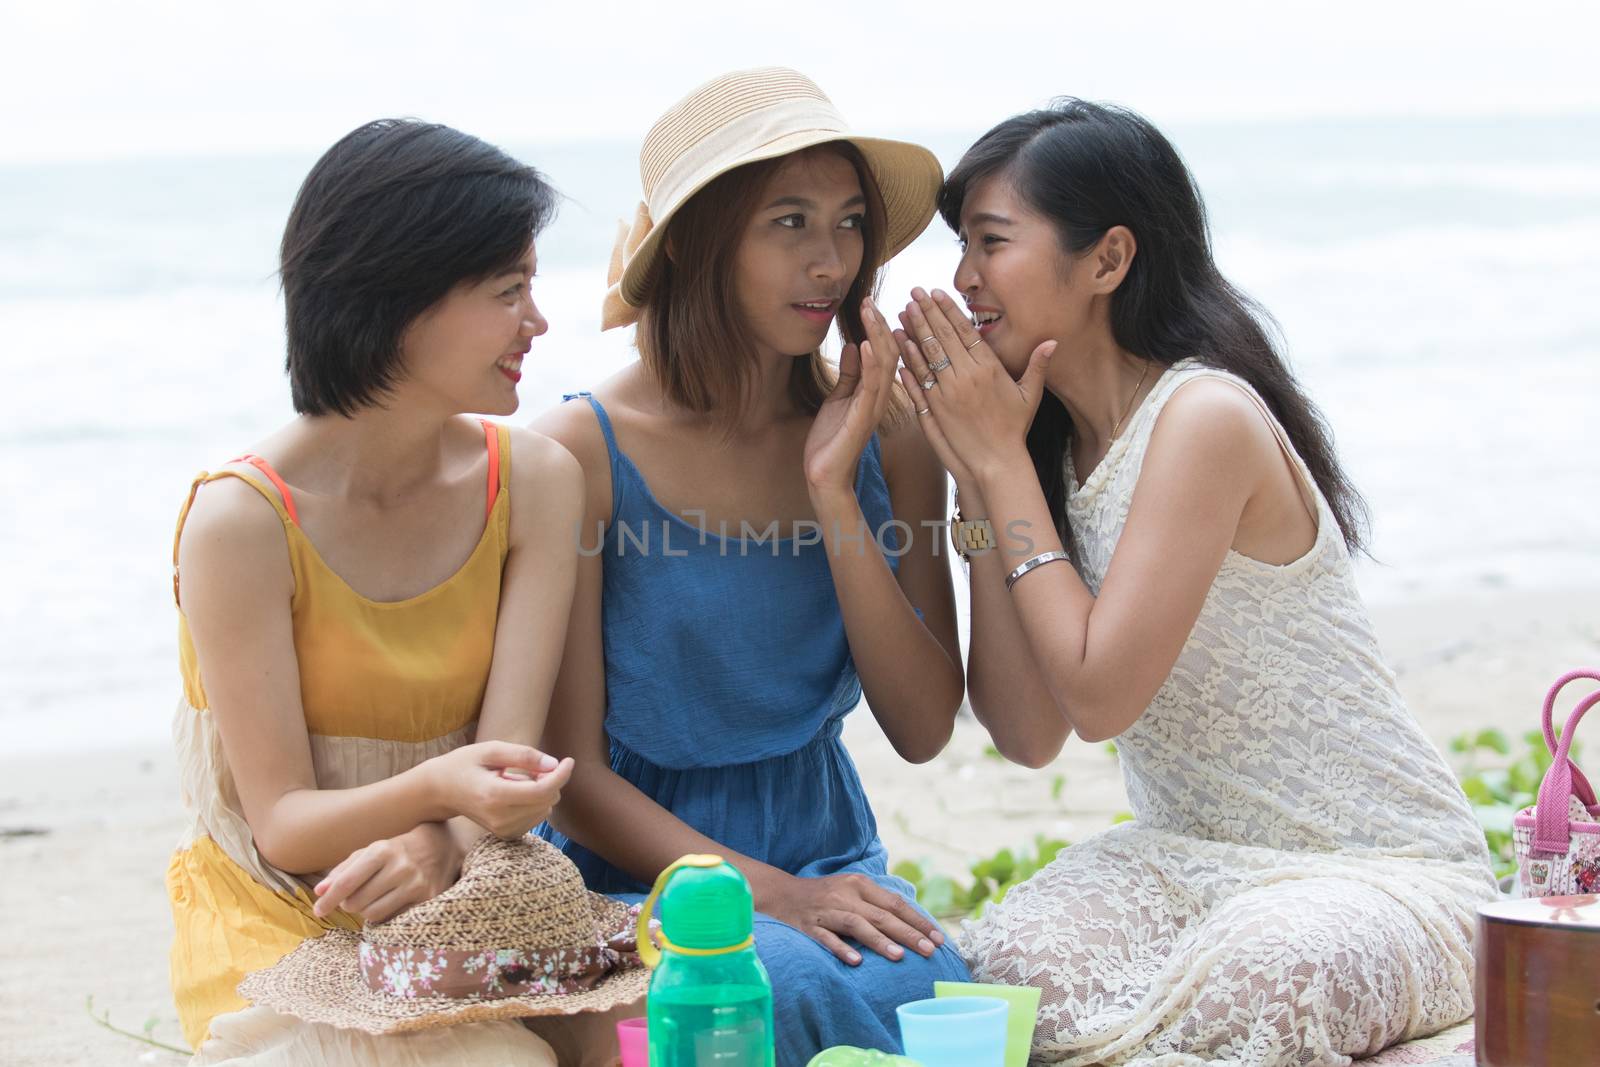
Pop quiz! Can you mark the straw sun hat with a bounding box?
[601,66,944,330]
[238,835,648,1035]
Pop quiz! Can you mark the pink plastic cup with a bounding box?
[616,1016,648,1067]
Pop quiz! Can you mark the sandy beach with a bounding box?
[2,583,1595,1065]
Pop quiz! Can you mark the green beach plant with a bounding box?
[893,835,1069,922]
[84,995,190,1058]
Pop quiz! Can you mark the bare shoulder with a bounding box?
[525,371,635,477]
[528,395,605,465]
[504,425,583,509]
[182,470,289,549]
[1148,374,1279,477]
[176,471,293,608]
[526,371,639,527]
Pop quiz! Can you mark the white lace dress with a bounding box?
[961,361,1496,1066]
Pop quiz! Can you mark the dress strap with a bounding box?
[229,453,300,525]
[480,419,501,521]
[561,392,623,530]
[561,392,620,464]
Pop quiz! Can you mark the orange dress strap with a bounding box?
[230,454,301,525]
[480,420,500,521]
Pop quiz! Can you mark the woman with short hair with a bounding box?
[167,118,630,1064]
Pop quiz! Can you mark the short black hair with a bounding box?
[280,119,557,416]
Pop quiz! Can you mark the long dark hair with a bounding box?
[940,100,1368,553]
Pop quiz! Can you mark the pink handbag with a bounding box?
[1512,669,1600,897]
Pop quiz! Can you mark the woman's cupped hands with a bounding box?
[892,288,1055,489]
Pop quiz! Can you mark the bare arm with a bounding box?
[958,479,1074,766]
[811,422,964,764]
[968,382,1272,742]
[475,428,585,748]
[436,430,587,862]
[804,302,965,762]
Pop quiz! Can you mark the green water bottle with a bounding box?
[637,854,774,1066]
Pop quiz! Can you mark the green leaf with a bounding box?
[1112,811,1135,825]
[891,860,925,886]
[1035,836,1067,865]
[971,848,1015,885]
[1474,728,1511,755]
[1104,742,1119,757]
[1476,768,1512,802]
[919,875,958,917]
[1508,759,1544,796]
[1460,776,1497,806]
[1050,774,1065,801]
[982,744,1004,761]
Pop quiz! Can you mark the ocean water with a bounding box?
[2,117,1597,754]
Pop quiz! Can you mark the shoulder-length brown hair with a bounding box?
[635,142,914,436]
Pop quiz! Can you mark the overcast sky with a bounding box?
[5,0,1597,163]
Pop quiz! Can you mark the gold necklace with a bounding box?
[1109,361,1151,442]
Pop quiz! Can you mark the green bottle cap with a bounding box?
[658,855,753,952]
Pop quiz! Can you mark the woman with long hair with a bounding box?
[533,68,971,1062]
[893,100,1495,1064]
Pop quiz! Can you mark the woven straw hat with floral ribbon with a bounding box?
[601,66,944,330]
[238,835,648,1035]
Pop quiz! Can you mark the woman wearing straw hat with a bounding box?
[533,68,972,1060]
[167,120,642,1064]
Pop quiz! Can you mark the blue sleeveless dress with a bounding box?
[541,392,969,1063]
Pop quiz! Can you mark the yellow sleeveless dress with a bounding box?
[165,423,566,1060]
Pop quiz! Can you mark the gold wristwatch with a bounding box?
[950,490,996,560]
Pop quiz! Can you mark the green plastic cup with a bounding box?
[933,981,1041,1067]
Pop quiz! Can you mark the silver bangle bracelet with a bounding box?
[1005,550,1071,591]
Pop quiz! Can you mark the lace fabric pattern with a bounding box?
[961,362,1496,1065]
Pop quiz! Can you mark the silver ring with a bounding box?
[919,335,937,345]
[920,376,937,391]
[915,407,931,416]
[929,357,952,372]
[965,337,982,350]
